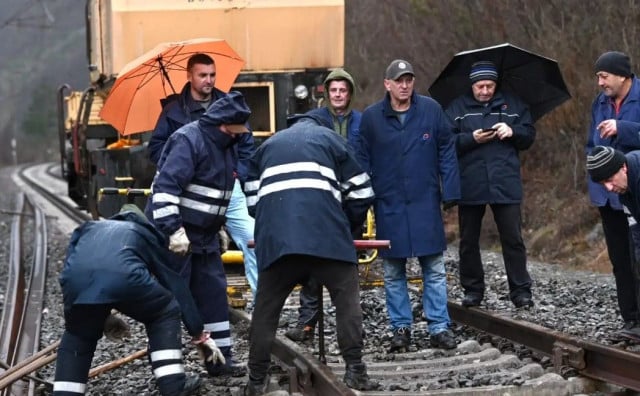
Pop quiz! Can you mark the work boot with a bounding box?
[243,376,269,396]
[389,327,411,353]
[178,374,201,396]
[430,329,457,350]
[461,293,482,307]
[206,359,247,377]
[343,362,379,391]
[513,295,534,309]
[284,325,315,343]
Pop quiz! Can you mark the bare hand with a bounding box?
[473,128,496,143]
[597,119,618,138]
[492,122,513,140]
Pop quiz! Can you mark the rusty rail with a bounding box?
[449,302,640,391]
[0,193,49,395]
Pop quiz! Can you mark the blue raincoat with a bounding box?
[357,92,460,258]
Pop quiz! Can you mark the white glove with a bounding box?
[169,227,190,255]
[193,333,226,365]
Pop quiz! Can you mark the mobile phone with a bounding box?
[482,128,497,132]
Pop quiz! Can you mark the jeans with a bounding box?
[226,180,258,295]
[383,253,450,334]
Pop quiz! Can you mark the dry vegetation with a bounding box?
[345,0,640,272]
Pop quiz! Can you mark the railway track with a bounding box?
[3,162,640,395]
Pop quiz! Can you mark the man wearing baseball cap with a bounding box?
[587,51,640,335]
[356,59,460,352]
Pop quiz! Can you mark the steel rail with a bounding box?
[230,308,355,396]
[0,193,50,395]
[449,302,640,391]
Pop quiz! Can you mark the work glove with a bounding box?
[103,313,130,342]
[192,332,226,365]
[442,201,458,211]
[169,227,190,255]
[219,227,230,254]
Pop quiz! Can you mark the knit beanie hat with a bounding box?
[469,61,498,83]
[594,51,632,77]
[586,146,626,182]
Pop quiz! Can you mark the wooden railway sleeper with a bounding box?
[552,341,586,371]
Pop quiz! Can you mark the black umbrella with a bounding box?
[428,43,571,122]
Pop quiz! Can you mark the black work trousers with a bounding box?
[458,203,532,302]
[248,254,363,383]
[599,204,639,322]
[296,277,321,327]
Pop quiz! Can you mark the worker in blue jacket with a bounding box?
[285,68,363,344]
[242,115,378,394]
[587,146,640,340]
[148,53,259,296]
[587,51,640,332]
[53,204,224,396]
[145,92,250,377]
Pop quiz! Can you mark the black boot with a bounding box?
[284,324,315,342]
[243,376,268,396]
[343,362,378,391]
[389,327,410,353]
[178,374,201,396]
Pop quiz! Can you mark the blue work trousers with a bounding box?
[53,284,185,396]
[175,251,232,361]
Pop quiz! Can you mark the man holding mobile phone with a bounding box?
[444,60,536,309]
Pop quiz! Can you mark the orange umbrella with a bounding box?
[99,38,245,136]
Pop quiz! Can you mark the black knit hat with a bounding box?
[594,51,632,77]
[469,61,499,83]
[586,146,626,182]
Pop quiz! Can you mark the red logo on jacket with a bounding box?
[422,132,431,140]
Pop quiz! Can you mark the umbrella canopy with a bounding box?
[428,43,570,122]
[99,38,245,136]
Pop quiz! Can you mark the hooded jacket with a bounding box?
[306,69,361,150]
[60,206,203,336]
[146,93,250,253]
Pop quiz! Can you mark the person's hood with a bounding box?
[199,91,251,128]
[286,113,333,129]
[109,204,168,245]
[323,68,356,116]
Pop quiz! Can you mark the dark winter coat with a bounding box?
[59,208,203,336]
[620,151,640,221]
[446,91,535,204]
[587,76,640,210]
[146,108,239,253]
[148,82,255,181]
[357,92,460,258]
[244,119,375,271]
